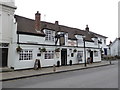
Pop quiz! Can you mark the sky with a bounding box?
[14,0,119,45]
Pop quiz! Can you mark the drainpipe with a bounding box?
[83,36,86,67]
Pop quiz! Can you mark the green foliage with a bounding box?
[16,46,22,52]
[39,48,46,52]
[73,49,77,52]
[55,48,60,52]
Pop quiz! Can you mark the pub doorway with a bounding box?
[0,48,8,67]
[61,49,67,66]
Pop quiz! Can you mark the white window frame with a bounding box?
[45,30,54,42]
[78,38,83,44]
[100,39,102,42]
[45,51,54,59]
[94,51,98,57]
[94,38,98,45]
[104,39,106,44]
[19,49,33,60]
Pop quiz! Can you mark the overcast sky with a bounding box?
[15,0,119,44]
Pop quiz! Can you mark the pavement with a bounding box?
[0,60,112,81]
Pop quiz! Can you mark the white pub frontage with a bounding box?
[0,1,108,70]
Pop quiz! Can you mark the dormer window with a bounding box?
[45,30,54,41]
[94,38,98,45]
[78,38,83,44]
[100,39,102,42]
[104,40,106,44]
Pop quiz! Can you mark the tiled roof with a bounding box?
[14,15,107,42]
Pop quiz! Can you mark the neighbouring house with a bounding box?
[0,0,108,70]
[0,0,16,67]
[109,37,120,56]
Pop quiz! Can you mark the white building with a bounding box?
[0,0,16,67]
[109,38,120,56]
[0,0,108,70]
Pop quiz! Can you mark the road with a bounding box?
[2,61,118,88]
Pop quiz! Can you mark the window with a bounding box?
[77,51,83,61]
[94,51,98,57]
[45,30,54,41]
[45,51,54,59]
[94,38,98,45]
[100,39,102,42]
[104,40,106,44]
[19,50,33,60]
[78,38,83,44]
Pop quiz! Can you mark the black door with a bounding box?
[61,49,67,66]
[90,51,93,63]
[0,48,8,67]
[104,48,107,55]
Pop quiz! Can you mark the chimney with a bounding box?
[35,11,41,31]
[85,25,89,32]
[110,41,112,44]
[55,21,59,25]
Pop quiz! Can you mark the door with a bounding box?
[1,48,8,67]
[90,51,93,63]
[61,49,67,66]
[104,48,107,55]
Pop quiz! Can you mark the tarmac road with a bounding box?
[2,61,118,88]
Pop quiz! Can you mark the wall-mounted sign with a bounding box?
[68,40,76,46]
[0,43,9,47]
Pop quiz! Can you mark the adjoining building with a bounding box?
[0,0,16,67]
[109,37,120,57]
[0,1,108,70]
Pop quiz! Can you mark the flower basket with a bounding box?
[94,50,97,52]
[40,48,46,52]
[73,49,77,53]
[55,48,60,52]
[16,46,22,52]
[87,49,91,52]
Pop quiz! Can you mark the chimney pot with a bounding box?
[55,21,59,25]
[85,24,89,32]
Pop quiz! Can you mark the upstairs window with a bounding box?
[104,40,106,44]
[45,30,54,41]
[94,38,98,45]
[100,39,102,42]
[78,38,83,44]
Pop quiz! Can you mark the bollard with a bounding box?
[53,64,56,72]
[109,60,111,64]
[69,60,72,66]
[57,61,60,67]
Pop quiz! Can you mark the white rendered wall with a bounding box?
[19,34,45,44]
[118,40,120,56]
[0,3,16,43]
[110,40,118,56]
[0,6,2,42]
[12,45,61,70]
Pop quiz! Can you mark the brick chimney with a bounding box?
[85,25,89,32]
[35,11,41,31]
[55,21,59,25]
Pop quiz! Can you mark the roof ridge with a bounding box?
[15,14,84,32]
[89,31,108,38]
[14,14,35,21]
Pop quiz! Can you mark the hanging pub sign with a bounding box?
[55,33,65,45]
[59,34,65,46]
